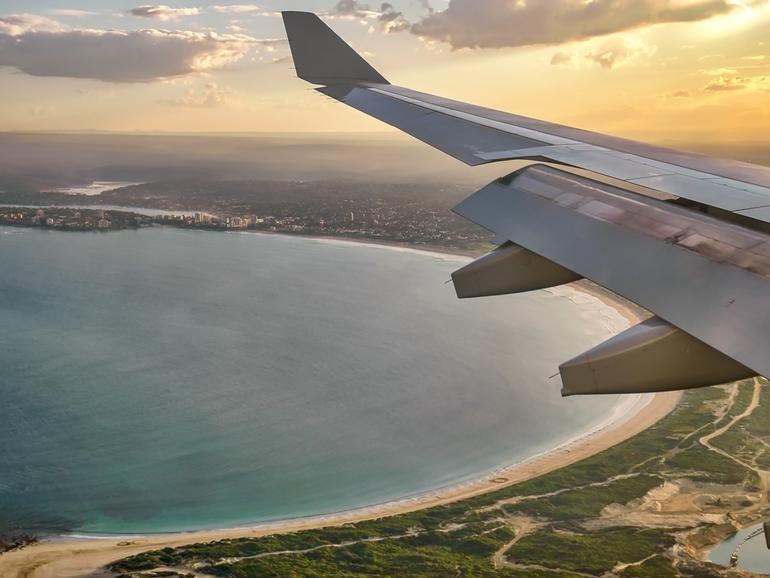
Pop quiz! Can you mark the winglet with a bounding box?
[282,11,389,86]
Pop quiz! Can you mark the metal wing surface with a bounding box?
[282,11,770,394]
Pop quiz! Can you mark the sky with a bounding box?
[1,0,770,143]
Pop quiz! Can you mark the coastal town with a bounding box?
[0,207,151,231]
[0,179,493,250]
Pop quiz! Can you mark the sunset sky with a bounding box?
[1,0,769,142]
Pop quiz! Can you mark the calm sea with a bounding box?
[0,226,621,534]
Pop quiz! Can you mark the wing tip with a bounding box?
[281,11,388,86]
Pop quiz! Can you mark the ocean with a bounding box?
[0,226,622,534]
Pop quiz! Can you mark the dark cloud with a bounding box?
[416,0,434,14]
[328,0,377,19]
[411,0,745,49]
[0,13,275,82]
[379,3,410,33]
[327,1,409,33]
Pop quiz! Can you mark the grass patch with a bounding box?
[503,475,662,520]
[506,527,675,575]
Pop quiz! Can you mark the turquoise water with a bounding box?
[0,226,621,535]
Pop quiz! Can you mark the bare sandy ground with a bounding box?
[0,242,683,578]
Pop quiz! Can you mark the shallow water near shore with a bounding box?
[0,226,623,534]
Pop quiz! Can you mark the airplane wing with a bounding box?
[282,11,770,396]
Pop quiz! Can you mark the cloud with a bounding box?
[0,14,271,82]
[378,3,410,33]
[211,4,263,13]
[327,0,379,19]
[164,82,234,107]
[701,67,738,75]
[550,51,573,66]
[411,0,747,49]
[128,5,201,21]
[417,0,435,14]
[703,74,770,92]
[704,75,750,91]
[664,89,692,98]
[48,9,97,18]
[585,38,657,69]
[254,38,286,47]
[326,0,410,32]
[0,14,65,35]
[550,37,656,69]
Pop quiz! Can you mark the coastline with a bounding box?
[234,228,487,259]
[0,233,683,578]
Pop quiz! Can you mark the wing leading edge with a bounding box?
[282,11,770,393]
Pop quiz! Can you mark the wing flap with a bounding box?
[454,165,770,380]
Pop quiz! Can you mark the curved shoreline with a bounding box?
[0,392,681,578]
[67,389,651,541]
[0,235,683,578]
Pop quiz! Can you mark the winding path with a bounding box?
[699,379,769,510]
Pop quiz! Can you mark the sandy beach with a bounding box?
[0,238,683,578]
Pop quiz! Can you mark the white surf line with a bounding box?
[235,230,472,263]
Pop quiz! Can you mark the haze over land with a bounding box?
[3,132,770,194]
[0,132,495,193]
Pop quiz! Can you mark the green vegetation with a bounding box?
[502,475,663,520]
[712,378,770,471]
[201,529,521,578]
[508,527,674,575]
[723,380,756,421]
[655,445,753,485]
[618,554,678,578]
[112,383,768,578]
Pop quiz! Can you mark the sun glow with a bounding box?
[697,0,769,36]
